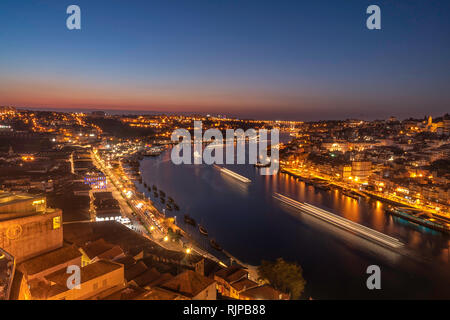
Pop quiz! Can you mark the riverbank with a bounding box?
[111,152,260,279]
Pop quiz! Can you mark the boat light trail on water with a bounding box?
[214,165,251,183]
[273,193,404,249]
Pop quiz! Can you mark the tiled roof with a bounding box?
[215,265,248,283]
[29,260,123,299]
[97,245,124,260]
[114,255,136,269]
[124,261,147,281]
[82,239,114,259]
[132,268,161,287]
[139,287,187,300]
[240,284,290,300]
[147,272,173,287]
[231,278,258,292]
[160,270,215,298]
[19,246,81,276]
[46,260,122,286]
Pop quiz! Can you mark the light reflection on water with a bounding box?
[138,146,450,299]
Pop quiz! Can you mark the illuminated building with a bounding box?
[351,161,372,184]
[0,248,15,300]
[22,260,125,300]
[0,192,62,263]
[84,172,107,190]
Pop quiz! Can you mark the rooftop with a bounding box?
[215,265,249,283]
[19,245,81,276]
[46,259,122,287]
[240,284,290,300]
[81,238,115,260]
[29,260,123,299]
[160,270,215,298]
[231,278,258,292]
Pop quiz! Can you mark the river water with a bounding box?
[138,140,450,299]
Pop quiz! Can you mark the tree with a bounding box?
[258,258,306,300]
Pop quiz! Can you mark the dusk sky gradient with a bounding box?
[0,0,449,120]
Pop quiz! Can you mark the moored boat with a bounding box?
[342,189,360,200]
[184,214,197,226]
[385,206,450,235]
[210,239,222,251]
[315,183,331,191]
[198,224,208,236]
[254,161,270,168]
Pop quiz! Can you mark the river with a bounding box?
[137,139,450,299]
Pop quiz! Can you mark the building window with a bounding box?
[102,279,107,287]
[93,283,98,290]
[53,216,61,229]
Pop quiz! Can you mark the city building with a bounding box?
[214,265,250,298]
[160,270,216,300]
[351,161,372,183]
[239,284,290,300]
[0,192,63,263]
[0,248,15,300]
[22,260,125,300]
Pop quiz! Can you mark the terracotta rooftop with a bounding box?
[240,284,290,300]
[47,260,123,287]
[97,245,124,260]
[102,285,147,300]
[132,268,161,288]
[137,287,187,300]
[147,272,173,287]
[160,270,215,298]
[114,255,136,269]
[231,278,258,292]
[215,265,248,283]
[19,246,81,276]
[124,261,147,281]
[29,260,123,299]
[82,238,115,259]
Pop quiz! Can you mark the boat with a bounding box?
[342,189,360,200]
[314,183,331,191]
[254,161,270,168]
[385,206,450,235]
[198,224,208,236]
[143,146,165,157]
[273,193,404,248]
[184,214,197,226]
[210,239,222,251]
[213,164,251,183]
[143,150,162,157]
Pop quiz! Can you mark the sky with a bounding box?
[0,0,449,120]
